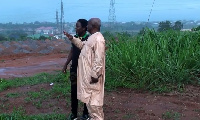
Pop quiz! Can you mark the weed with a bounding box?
[123,113,137,119]
[48,103,54,108]
[24,97,32,103]
[0,103,10,111]
[33,100,42,109]
[162,110,181,120]
[0,60,5,63]
[27,91,40,99]
[114,109,121,113]
[6,92,21,98]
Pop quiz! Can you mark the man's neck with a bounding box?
[90,30,99,34]
[78,32,86,37]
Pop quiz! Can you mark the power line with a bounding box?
[142,0,156,40]
[147,0,156,23]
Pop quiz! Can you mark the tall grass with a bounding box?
[105,30,200,92]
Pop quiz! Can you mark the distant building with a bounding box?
[180,29,192,31]
[35,27,55,34]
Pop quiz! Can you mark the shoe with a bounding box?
[80,114,90,120]
[68,113,77,120]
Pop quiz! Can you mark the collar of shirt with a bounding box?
[75,33,88,40]
[91,32,100,35]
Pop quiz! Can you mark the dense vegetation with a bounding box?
[1,29,199,92]
[105,29,200,92]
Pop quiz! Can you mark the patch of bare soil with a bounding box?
[0,53,200,120]
[104,86,200,120]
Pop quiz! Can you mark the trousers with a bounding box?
[70,72,88,116]
[86,104,104,120]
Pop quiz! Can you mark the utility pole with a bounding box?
[108,0,116,28]
[60,0,64,38]
[56,10,59,34]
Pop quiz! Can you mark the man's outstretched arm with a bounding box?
[63,31,84,49]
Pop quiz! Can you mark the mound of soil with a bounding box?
[0,39,70,56]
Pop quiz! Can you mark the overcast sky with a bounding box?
[0,0,200,23]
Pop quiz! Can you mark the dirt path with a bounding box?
[0,53,200,120]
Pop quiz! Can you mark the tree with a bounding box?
[39,35,49,40]
[173,21,183,31]
[7,30,28,41]
[191,26,200,31]
[157,20,172,32]
[0,34,7,41]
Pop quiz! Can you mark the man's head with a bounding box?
[87,18,101,34]
[76,19,88,36]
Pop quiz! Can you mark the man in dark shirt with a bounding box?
[62,19,89,120]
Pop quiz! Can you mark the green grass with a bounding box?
[0,112,67,120]
[0,72,70,119]
[6,93,21,98]
[105,30,200,92]
[0,72,70,92]
[162,110,181,120]
[0,59,5,63]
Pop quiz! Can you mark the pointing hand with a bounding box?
[63,31,73,40]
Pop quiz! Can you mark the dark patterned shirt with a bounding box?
[70,33,89,73]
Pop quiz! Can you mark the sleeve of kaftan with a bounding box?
[91,37,105,78]
[71,37,84,49]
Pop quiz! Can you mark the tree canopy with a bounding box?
[158,20,183,32]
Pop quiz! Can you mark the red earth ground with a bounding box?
[0,53,200,120]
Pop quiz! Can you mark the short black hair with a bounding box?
[77,19,88,30]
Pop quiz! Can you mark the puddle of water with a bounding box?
[0,67,15,75]
[0,60,65,78]
[0,68,6,73]
[0,67,23,77]
[0,68,6,75]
